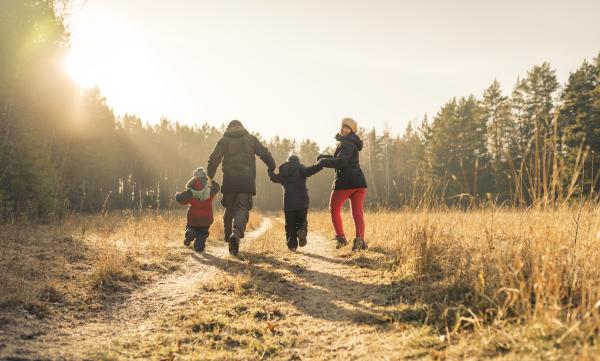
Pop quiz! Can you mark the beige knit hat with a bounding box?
[341,117,358,133]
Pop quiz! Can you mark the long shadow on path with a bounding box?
[192,251,420,327]
[192,253,438,328]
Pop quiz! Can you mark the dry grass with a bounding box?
[98,273,288,360]
[83,219,411,361]
[0,210,262,316]
[309,206,600,358]
[3,207,600,360]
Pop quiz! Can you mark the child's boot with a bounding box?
[184,228,196,247]
[297,229,307,247]
[194,234,207,252]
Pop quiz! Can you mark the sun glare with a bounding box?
[63,22,162,120]
[64,52,97,88]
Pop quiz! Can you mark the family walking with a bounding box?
[175,118,368,256]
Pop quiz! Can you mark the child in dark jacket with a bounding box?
[268,155,323,251]
[175,167,220,252]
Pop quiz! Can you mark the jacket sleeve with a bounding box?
[175,189,193,205]
[300,164,323,178]
[207,138,225,179]
[210,180,221,195]
[268,169,283,184]
[318,141,355,169]
[316,154,333,161]
[254,137,276,171]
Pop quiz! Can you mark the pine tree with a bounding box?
[558,53,600,195]
[482,79,513,197]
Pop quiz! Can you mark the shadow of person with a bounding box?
[299,251,391,271]
[191,251,393,326]
[239,252,433,326]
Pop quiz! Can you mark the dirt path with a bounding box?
[3,219,273,360]
[163,221,440,360]
[232,226,434,360]
[3,218,441,360]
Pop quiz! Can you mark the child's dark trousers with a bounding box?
[284,208,308,248]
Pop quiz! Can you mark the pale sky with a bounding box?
[65,0,600,146]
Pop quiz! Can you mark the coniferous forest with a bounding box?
[2,0,599,221]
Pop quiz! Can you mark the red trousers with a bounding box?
[329,188,366,238]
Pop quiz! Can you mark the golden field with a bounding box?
[1,207,599,360]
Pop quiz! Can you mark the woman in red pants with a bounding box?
[317,118,368,251]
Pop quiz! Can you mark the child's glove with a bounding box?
[209,180,221,195]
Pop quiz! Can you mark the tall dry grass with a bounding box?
[310,206,600,352]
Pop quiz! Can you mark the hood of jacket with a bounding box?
[278,156,300,177]
[335,133,363,151]
[224,121,249,138]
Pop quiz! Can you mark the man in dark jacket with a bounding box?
[268,155,322,251]
[207,120,276,256]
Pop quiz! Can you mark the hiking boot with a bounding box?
[228,232,240,256]
[352,237,368,252]
[287,236,298,252]
[297,229,307,247]
[194,235,207,252]
[335,235,348,249]
[184,229,195,247]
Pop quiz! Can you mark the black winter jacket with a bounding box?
[268,156,323,211]
[318,133,368,190]
[207,123,276,195]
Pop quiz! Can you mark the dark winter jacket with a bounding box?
[175,177,220,227]
[318,133,368,190]
[268,155,323,211]
[207,121,276,195]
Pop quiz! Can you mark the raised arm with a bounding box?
[318,141,355,169]
[210,180,221,196]
[175,189,193,205]
[300,164,323,178]
[268,169,283,184]
[254,137,276,171]
[207,138,225,179]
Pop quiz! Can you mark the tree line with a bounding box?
[1,1,599,220]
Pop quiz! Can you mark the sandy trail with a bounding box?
[22,218,273,359]
[3,218,432,360]
[186,221,424,360]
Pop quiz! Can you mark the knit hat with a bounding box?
[341,118,358,133]
[193,167,207,178]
